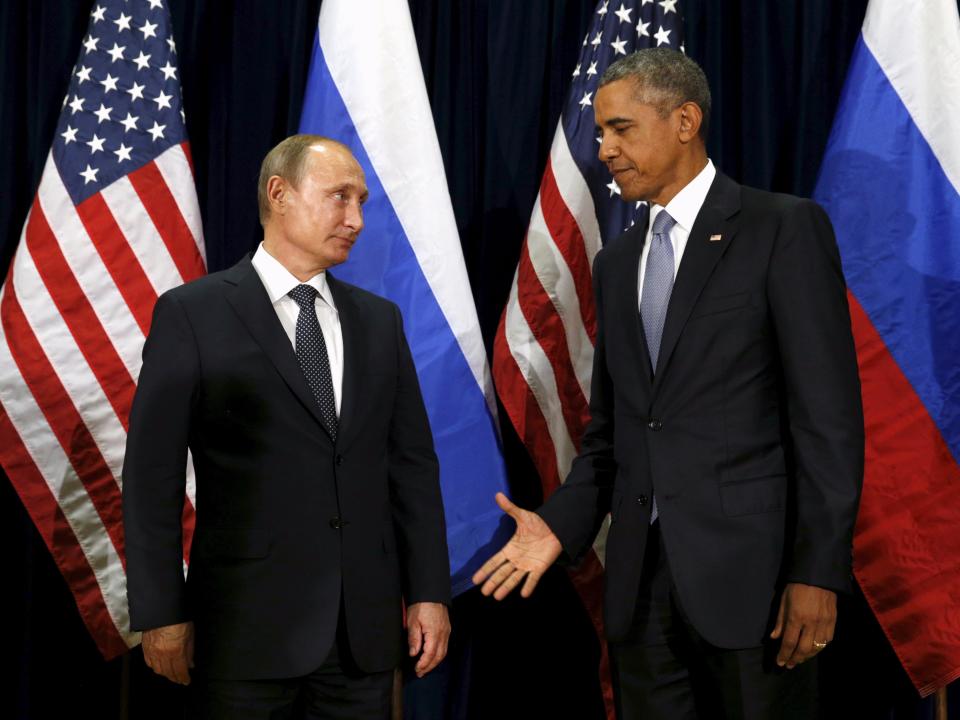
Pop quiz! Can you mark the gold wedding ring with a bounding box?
[813,640,828,650]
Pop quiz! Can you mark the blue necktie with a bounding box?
[288,284,339,441]
[640,209,677,373]
[639,210,676,523]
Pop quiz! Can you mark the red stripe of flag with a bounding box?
[75,192,159,336]
[1,284,126,564]
[492,313,563,494]
[538,160,597,342]
[516,239,591,447]
[848,292,960,696]
[26,199,137,430]
[0,405,129,659]
[127,161,206,283]
[180,142,196,177]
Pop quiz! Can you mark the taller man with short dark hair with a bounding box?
[475,49,863,719]
[123,135,451,720]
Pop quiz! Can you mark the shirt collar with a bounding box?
[251,243,336,311]
[650,158,716,234]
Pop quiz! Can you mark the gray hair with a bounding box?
[256,134,351,226]
[599,48,711,139]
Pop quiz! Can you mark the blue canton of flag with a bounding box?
[55,0,188,205]
[564,0,685,241]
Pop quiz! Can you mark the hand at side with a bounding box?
[770,583,837,668]
[142,620,194,685]
[406,602,450,678]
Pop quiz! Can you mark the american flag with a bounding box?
[492,0,683,714]
[0,0,204,659]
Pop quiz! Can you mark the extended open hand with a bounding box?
[471,492,563,600]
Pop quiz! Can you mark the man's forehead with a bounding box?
[307,144,365,179]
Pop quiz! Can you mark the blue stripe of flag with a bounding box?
[299,36,511,595]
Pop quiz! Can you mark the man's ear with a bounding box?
[266,175,287,215]
[677,101,703,144]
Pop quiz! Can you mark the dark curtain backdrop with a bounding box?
[2,1,955,718]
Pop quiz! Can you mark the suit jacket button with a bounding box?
[329,517,342,529]
[637,494,648,506]
[335,455,343,466]
[647,419,662,431]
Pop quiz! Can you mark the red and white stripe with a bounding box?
[0,142,204,659]
[494,125,602,500]
[493,123,615,718]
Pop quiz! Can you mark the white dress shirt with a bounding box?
[251,243,343,414]
[638,159,717,306]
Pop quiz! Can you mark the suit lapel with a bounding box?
[617,223,655,391]
[652,173,741,396]
[326,273,361,446]
[223,256,333,439]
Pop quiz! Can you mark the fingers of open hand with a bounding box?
[520,567,545,598]
[493,567,529,601]
[477,555,526,600]
[472,551,507,588]
[494,492,519,517]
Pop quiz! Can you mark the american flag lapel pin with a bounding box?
[709,233,723,242]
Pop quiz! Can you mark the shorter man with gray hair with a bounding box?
[124,135,451,719]
[475,49,863,718]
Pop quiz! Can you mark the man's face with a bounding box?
[594,78,684,206]
[278,145,368,269]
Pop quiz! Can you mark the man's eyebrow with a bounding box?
[329,182,369,199]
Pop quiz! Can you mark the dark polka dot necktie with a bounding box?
[288,284,338,441]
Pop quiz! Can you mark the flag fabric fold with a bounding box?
[0,0,203,658]
[298,0,511,596]
[813,0,960,696]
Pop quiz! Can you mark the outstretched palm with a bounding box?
[472,492,563,600]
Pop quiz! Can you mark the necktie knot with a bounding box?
[288,284,318,309]
[651,209,677,239]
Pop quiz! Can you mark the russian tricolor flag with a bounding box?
[297,0,511,596]
[814,0,960,695]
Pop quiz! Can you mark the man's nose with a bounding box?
[598,133,617,161]
[344,201,363,231]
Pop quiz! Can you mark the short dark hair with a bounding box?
[257,134,352,226]
[599,48,711,139]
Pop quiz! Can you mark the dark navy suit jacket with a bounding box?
[123,256,450,678]
[539,172,864,648]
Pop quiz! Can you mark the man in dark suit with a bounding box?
[123,135,451,719]
[474,49,863,718]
